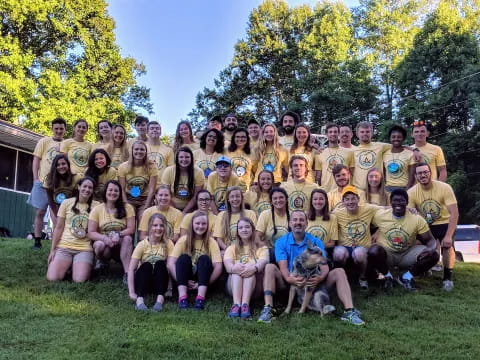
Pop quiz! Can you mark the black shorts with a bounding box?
[429,223,449,241]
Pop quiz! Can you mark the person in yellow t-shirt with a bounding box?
[352,122,390,190]
[194,128,225,178]
[367,189,439,291]
[161,146,205,213]
[60,119,92,176]
[44,154,82,222]
[85,149,118,202]
[88,180,135,282]
[167,210,223,310]
[288,124,316,183]
[255,188,290,262]
[206,156,240,213]
[180,190,217,237]
[213,186,257,251]
[408,163,458,291]
[47,177,99,282]
[281,155,319,212]
[327,164,366,210]
[339,125,357,150]
[307,189,338,253]
[222,113,238,145]
[227,128,254,191]
[110,125,130,169]
[92,120,113,154]
[332,185,380,290]
[411,121,447,181]
[251,124,289,184]
[208,115,223,131]
[383,125,415,191]
[146,121,174,183]
[128,213,174,311]
[365,168,389,206]
[138,185,182,243]
[247,119,261,149]
[28,117,66,249]
[225,217,269,319]
[278,110,300,151]
[172,120,200,154]
[118,140,158,219]
[244,170,273,216]
[314,123,355,192]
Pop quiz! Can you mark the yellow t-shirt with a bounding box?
[132,237,174,266]
[227,149,254,191]
[288,146,316,183]
[161,165,205,210]
[60,139,92,175]
[352,142,390,190]
[206,171,240,211]
[138,205,182,240]
[92,141,110,152]
[244,191,271,216]
[366,192,390,206]
[171,235,222,265]
[332,204,379,247]
[147,142,174,182]
[224,244,269,264]
[34,137,62,185]
[46,174,82,205]
[213,210,257,246]
[193,149,222,178]
[383,149,414,187]
[373,209,430,252]
[110,147,127,169]
[88,203,135,234]
[279,135,294,150]
[327,187,366,211]
[255,210,289,247]
[252,145,288,183]
[407,180,457,226]
[93,167,118,202]
[412,142,446,180]
[180,211,217,234]
[306,214,339,247]
[57,198,99,251]
[117,162,158,203]
[281,180,319,212]
[314,146,354,192]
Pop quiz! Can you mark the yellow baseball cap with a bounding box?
[341,185,359,198]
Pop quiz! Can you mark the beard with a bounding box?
[226,124,237,132]
[283,126,294,135]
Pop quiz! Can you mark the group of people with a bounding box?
[27,112,458,325]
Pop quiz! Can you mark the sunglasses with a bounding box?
[216,163,230,168]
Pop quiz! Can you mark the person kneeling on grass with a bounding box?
[167,210,222,310]
[224,217,269,319]
[128,214,174,312]
[47,177,99,282]
[257,210,364,325]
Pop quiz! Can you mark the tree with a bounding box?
[0,0,152,141]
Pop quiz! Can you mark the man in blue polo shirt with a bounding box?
[257,210,364,325]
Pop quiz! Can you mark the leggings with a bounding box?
[176,254,213,287]
[134,260,169,297]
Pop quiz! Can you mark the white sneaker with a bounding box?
[431,263,443,272]
[442,280,454,292]
[359,279,369,290]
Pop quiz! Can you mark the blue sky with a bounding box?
[108,0,359,134]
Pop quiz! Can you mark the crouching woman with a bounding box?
[47,177,99,282]
[167,210,222,310]
[128,213,174,311]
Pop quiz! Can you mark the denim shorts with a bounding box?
[26,180,49,210]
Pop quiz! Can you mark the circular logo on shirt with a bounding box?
[128,176,147,195]
[149,152,165,170]
[346,220,367,244]
[70,214,88,238]
[102,220,124,233]
[288,191,307,210]
[197,160,215,173]
[72,148,89,167]
[307,225,327,242]
[239,254,251,264]
[213,187,227,210]
[386,159,406,178]
[47,147,58,162]
[262,153,277,170]
[386,228,410,251]
[255,201,272,215]
[357,150,376,170]
[231,157,249,178]
[420,200,441,222]
[55,192,66,204]
[327,154,345,172]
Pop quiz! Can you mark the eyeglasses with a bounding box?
[413,120,425,127]
[217,163,230,168]
[198,198,211,202]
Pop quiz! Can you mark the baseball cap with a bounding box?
[341,185,359,198]
[216,156,232,166]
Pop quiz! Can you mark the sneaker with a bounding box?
[122,273,128,286]
[32,241,42,250]
[228,304,241,318]
[442,280,454,292]
[341,309,365,326]
[322,305,336,315]
[135,303,148,312]
[359,278,369,290]
[152,302,163,312]
[431,263,443,272]
[194,298,205,311]
[396,276,416,291]
[178,298,189,310]
[257,305,275,323]
[94,259,109,274]
[383,276,394,290]
[240,304,251,319]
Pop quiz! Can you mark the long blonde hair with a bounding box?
[252,124,283,163]
[366,167,389,206]
[185,210,210,256]
[235,217,257,262]
[222,186,245,245]
[147,213,169,253]
[127,140,153,174]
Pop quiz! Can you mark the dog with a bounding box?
[284,243,334,315]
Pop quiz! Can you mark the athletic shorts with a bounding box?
[386,245,426,269]
[55,248,94,265]
[430,224,450,242]
[26,180,48,210]
[336,245,367,259]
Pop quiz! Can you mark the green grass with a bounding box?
[1,237,479,360]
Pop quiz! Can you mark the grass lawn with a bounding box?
[1,237,479,360]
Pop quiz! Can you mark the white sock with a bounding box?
[386,271,393,279]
